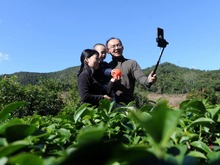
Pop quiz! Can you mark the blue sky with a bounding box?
[1,0,220,75]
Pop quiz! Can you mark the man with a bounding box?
[106,37,157,105]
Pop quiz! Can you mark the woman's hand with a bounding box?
[103,95,111,100]
[110,76,120,82]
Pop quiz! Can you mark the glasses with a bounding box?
[108,44,122,49]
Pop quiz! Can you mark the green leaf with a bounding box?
[0,118,24,135]
[206,106,220,120]
[115,146,158,163]
[179,100,191,110]
[5,124,37,142]
[0,143,28,157]
[190,141,212,154]
[139,104,154,112]
[0,102,27,122]
[148,104,181,147]
[187,151,207,159]
[207,151,220,164]
[76,125,105,146]
[9,153,44,165]
[131,100,181,147]
[166,145,188,165]
[98,99,114,113]
[186,117,215,129]
[218,114,220,122]
[57,128,71,143]
[129,111,151,124]
[74,104,90,123]
[180,100,206,112]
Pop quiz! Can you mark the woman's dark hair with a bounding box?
[77,49,99,77]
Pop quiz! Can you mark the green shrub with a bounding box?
[0,76,25,109]
[187,88,220,105]
[0,77,65,117]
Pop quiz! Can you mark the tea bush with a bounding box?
[1,99,220,165]
[0,76,65,117]
[187,88,220,105]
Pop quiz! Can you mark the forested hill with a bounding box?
[142,62,220,93]
[2,66,80,85]
[2,62,220,94]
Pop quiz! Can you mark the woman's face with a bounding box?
[86,54,99,70]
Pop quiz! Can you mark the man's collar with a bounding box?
[112,55,125,62]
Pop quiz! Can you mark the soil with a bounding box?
[147,93,187,108]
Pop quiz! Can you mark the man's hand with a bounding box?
[148,71,157,84]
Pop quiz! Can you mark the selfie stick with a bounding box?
[147,28,169,88]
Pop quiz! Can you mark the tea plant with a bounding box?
[0,99,220,165]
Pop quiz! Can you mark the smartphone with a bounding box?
[157,27,168,48]
[157,27,164,39]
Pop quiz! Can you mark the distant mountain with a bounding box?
[2,66,80,85]
[1,62,220,93]
[142,62,220,93]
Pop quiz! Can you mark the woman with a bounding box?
[77,49,118,106]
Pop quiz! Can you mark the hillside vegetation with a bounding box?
[0,62,220,164]
[2,62,220,94]
[2,62,220,107]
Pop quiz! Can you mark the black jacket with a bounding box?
[93,61,111,85]
[77,66,113,106]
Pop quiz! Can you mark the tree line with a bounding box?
[0,62,219,116]
[2,62,220,93]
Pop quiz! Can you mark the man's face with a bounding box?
[107,39,123,57]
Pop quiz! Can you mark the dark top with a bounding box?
[77,65,114,106]
[93,61,112,85]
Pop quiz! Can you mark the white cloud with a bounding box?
[0,52,9,62]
